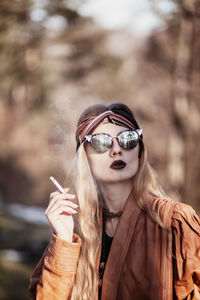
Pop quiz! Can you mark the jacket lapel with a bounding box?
[101,190,141,300]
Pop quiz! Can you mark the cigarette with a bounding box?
[50,176,65,193]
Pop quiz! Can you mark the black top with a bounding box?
[99,214,113,299]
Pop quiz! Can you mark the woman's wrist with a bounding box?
[56,231,74,242]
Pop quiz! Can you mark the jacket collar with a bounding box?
[101,188,141,300]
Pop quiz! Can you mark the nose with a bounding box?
[110,137,122,157]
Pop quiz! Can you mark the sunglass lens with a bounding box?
[91,134,112,153]
[118,131,139,150]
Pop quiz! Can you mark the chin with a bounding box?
[99,173,135,183]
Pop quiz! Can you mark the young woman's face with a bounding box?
[85,122,140,184]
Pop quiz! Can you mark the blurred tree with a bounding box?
[0,0,86,205]
[172,0,200,210]
[148,0,200,210]
[0,0,44,110]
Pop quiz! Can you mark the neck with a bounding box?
[98,179,133,213]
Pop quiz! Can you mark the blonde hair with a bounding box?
[70,138,169,299]
[70,143,101,299]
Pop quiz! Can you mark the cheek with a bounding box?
[127,145,139,162]
[126,147,140,172]
[88,154,107,171]
[87,157,106,181]
[86,147,106,177]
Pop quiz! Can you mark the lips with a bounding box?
[110,160,126,170]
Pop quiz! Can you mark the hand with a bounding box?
[45,188,78,242]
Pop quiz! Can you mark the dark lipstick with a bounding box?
[110,160,126,170]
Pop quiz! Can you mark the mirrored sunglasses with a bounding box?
[85,129,143,153]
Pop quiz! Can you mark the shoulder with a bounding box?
[148,195,177,228]
[148,194,200,232]
[148,194,175,213]
[171,202,200,234]
[172,201,198,219]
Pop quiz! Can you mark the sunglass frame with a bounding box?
[85,129,143,153]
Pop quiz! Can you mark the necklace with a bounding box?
[103,207,123,218]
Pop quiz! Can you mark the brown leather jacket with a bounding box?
[29,193,200,299]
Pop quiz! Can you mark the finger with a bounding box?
[49,193,75,210]
[50,191,62,200]
[46,199,78,215]
[46,206,78,221]
[50,188,70,200]
[51,193,76,201]
[47,194,76,212]
[46,197,78,213]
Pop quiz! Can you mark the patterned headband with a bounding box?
[76,110,140,147]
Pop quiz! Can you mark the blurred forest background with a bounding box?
[0,0,200,299]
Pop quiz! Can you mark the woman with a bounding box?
[29,102,200,300]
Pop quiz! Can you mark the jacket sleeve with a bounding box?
[172,203,200,300]
[29,233,81,300]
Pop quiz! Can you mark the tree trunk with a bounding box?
[172,0,200,211]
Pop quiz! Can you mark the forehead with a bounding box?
[92,121,129,135]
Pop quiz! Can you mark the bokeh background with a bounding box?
[0,0,200,299]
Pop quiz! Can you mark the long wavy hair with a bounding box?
[70,103,169,300]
